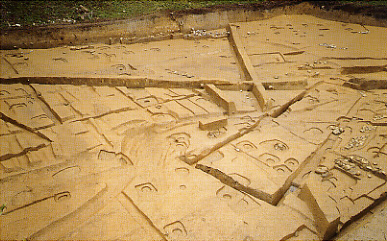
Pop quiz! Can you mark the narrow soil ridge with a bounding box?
[0,112,52,141]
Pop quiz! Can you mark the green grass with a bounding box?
[0,203,6,215]
[1,1,386,29]
[0,0,267,28]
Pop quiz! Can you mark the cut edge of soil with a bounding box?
[1,1,386,50]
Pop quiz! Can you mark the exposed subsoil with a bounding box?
[0,1,387,241]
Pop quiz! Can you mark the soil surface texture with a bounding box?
[0,2,387,240]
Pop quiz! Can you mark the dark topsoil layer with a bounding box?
[307,1,387,20]
[177,0,387,20]
[1,1,387,33]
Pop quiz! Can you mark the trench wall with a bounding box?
[1,2,386,49]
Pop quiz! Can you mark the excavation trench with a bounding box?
[1,2,387,241]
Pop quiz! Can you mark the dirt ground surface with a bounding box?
[1,2,387,241]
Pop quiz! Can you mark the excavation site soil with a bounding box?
[1,2,387,240]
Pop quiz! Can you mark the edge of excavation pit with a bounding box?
[0,1,387,50]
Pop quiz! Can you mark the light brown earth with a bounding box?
[0,13,387,240]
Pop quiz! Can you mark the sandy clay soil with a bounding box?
[0,3,387,241]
